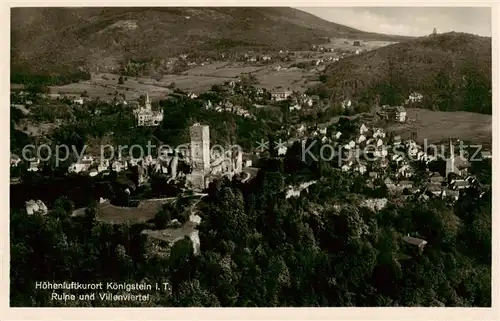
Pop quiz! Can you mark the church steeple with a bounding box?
[446,138,456,178]
[145,92,151,110]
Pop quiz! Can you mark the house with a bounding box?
[277,146,287,156]
[408,92,423,103]
[374,148,388,158]
[271,91,292,102]
[373,128,385,139]
[395,106,407,122]
[98,160,110,172]
[25,200,48,216]
[344,140,356,150]
[10,154,21,167]
[397,164,413,178]
[353,40,361,46]
[481,151,492,159]
[403,235,428,252]
[73,98,84,105]
[384,106,407,122]
[335,131,342,139]
[359,124,369,135]
[27,159,40,172]
[451,179,470,190]
[368,172,379,179]
[341,99,352,109]
[112,159,128,172]
[357,135,367,144]
[297,124,307,135]
[68,162,90,174]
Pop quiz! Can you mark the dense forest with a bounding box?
[10,143,491,306]
[312,32,492,115]
[11,68,91,88]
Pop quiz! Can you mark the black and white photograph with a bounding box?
[8,6,493,309]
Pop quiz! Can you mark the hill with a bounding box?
[11,7,408,76]
[312,32,492,114]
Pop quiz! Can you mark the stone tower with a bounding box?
[190,123,210,173]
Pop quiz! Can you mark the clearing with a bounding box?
[388,108,492,145]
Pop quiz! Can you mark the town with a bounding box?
[10,80,492,257]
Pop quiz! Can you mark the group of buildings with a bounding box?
[62,123,246,191]
[133,93,164,127]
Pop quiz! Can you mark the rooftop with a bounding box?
[403,236,427,247]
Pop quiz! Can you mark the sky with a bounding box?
[297,7,491,37]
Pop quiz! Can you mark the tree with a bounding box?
[51,196,74,220]
[155,204,173,229]
[118,75,124,85]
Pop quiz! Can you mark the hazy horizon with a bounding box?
[298,7,492,37]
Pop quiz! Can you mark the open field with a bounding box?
[46,58,318,98]
[388,108,492,145]
[184,62,264,77]
[42,38,394,100]
[326,38,397,51]
[96,199,170,225]
[142,221,197,243]
[254,66,315,92]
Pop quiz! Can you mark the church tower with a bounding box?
[445,139,456,177]
[145,92,151,110]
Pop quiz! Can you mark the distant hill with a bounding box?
[11,7,408,76]
[312,32,492,114]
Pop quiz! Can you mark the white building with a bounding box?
[27,159,40,172]
[11,154,21,167]
[408,92,423,103]
[359,124,369,135]
[25,200,48,215]
[134,93,164,127]
[112,159,128,172]
[271,91,292,102]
